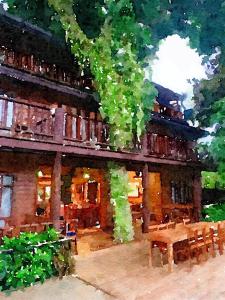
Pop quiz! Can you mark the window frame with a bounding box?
[0,174,14,216]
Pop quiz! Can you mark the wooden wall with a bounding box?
[0,151,39,225]
[160,166,194,206]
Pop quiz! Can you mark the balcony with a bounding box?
[0,95,198,163]
[0,47,93,90]
[146,133,197,161]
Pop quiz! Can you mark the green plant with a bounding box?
[48,0,156,243]
[0,229,74,291]
[109,162,134,242]
[202,203,225,222]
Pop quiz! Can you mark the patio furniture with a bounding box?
[148,222,217,272]
[183,218,191,225]
[66,219,78,254]
[167,222,176,229]
[217,223,225,255]
[149,224,167,267]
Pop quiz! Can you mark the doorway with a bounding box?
[148,172,162,222]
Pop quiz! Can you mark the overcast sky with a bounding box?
[152,34,207,108]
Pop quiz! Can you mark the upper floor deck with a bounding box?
[0,10,205,166]
[0,94,201,165]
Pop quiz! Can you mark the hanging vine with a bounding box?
[48,0,156,242]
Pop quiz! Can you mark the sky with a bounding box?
[151,34,207,108]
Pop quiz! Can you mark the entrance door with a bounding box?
[148,173,162,222]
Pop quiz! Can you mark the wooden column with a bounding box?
[193,170,202,222]
[54,107,64,143]
[142,163,150,233]
[51,152,62,230]
[99,171,110,229]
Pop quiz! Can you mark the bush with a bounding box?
[0,228,74,291]
[202,203,225,222]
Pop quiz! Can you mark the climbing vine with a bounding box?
[48,0,156,242]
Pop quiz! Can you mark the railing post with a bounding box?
[142,132,149,156]
[54,107,64,143]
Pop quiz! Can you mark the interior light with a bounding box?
[83,173,90,179]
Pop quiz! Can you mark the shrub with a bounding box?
[202,203,225,222]
[0,228,74,291]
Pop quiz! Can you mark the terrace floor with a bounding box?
[76,239,225,300]
[2,238,225,300]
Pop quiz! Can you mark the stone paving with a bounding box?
[76,239,225,300]
[0,276,113,300]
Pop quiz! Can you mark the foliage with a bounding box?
[48,0,156,149]
[47,0,158,242]
[202,171,225,190]
[108,162,134,242]
[0,229,74,291]
[202,203,225,222]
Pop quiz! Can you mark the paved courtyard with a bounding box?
[2,240,225,299]
[76,239,225,300]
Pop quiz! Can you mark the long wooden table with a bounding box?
[149,222,217,272]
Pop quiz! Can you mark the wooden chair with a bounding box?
[158,224,167,231]
[202,227,215,258]
[66,219,78,255]
[183,218,191,225]
[20,224,32,233]
[188,229,207,266]
[149,224,167,267]
[148,225,159,232]
[167,222,176,229]
[216,223,225,255]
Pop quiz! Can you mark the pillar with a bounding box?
[51,152,62,230]
[142,163,150,233]
[193,170,202,222]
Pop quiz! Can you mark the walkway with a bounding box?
[0,276,113,300]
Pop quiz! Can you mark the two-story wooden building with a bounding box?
[0,10,205,234]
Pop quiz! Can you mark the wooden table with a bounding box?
[149,222,217,272]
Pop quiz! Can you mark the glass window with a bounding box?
[6,101,13,127]
[0,174,13,218]
[170,180,192,204]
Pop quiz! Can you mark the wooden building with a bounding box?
[0,10,205,234]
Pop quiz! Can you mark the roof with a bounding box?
[154,83,181,110]
[0,8,76,70]
[151,112,207,140]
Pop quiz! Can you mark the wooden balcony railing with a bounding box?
[0,96,54,139]
[0,47,93,90]
[146,132,197,161]
[64,110,110,148]
[0,96,198,161]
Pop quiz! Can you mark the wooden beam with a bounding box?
[142,163,150,233]
[0,65,90,100]
[51,152,62,230]
[193,171,202,222]
[0,136,203,167]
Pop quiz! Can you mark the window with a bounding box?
[170,180,192,204]
[0,174,13,217]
